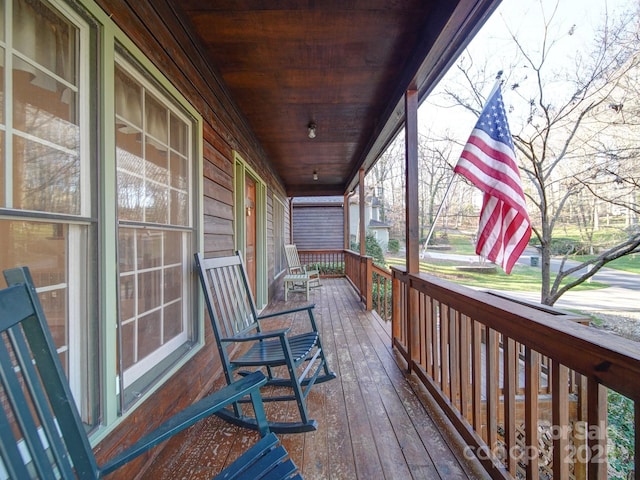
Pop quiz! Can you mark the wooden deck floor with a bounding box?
[138,278,490,480]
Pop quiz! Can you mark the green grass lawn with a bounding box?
[570,252,640,274]
[385,256,608,292]
[414,232,638,289]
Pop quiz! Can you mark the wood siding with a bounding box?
[292,205,344,250]
[92,1,287,477]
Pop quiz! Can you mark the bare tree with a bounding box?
[438,1,640,305]
[417,133,456,240]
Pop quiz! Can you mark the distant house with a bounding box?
[291,196,345,250]
[291,194,393,252]
[348,192,392,252]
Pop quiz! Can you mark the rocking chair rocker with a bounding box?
[195,252,336,434]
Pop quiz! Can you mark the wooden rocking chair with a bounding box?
[284,244,321,288]
[195,252,336,434]
[0,266,301,479]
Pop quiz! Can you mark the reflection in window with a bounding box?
[9,0,81,215]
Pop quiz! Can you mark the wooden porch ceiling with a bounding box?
[173,0,500,197]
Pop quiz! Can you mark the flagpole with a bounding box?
[421,175,456,257]
[421,71,504,258]
[488,70,504,97]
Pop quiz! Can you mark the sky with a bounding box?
[418,0,637,142]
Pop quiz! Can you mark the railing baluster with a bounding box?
[450,309,460,412]
[441,304,450,396]
[551,360,570,479]
[433,300,441,386]
[419,292,427,370]
[472,320,483,438]
[486,328,498,454]
[503,336,517,476]
[587,382,607,478]
[425,294,433,376]
[525,347,540,478]
[459,314,470,423]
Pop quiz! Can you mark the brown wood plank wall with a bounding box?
[90,0,289,477]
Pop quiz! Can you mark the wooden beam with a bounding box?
[405,89,419,273]
[358,168,366,257]
[343,193,350,249]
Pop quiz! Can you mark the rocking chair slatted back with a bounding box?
[204,254,259,339]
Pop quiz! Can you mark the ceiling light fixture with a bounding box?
[313,171,318,181]
[308,122,317,139]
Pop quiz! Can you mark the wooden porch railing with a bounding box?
[296,249,345,277]
[391,266,639,480]
[344,249,372,309]
[299,249,393,321]
[371,263,392,321]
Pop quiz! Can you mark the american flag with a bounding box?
[454,85,531,274]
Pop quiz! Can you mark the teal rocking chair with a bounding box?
[195,252,336,434]
[0,266,302,479]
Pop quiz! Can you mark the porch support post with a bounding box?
[358,168,366,256]
[405,89,419,372]
[288,197,293,243]
[358,169,370,305]
[405,89,419,273]
[343,193,350,249]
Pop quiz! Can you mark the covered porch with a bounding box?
[138,276,489,479]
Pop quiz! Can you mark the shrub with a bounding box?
[387,238,400,254]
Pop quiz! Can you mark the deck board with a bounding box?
[138,278,490,480]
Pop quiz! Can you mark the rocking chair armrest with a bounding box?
[99,372,268,476]
[221,328,291,343]
[258,304,315,320]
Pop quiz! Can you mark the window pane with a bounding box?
[145,137,168,183]
[0,219,97,423]
[170,190,188,226]
[0,3,4,42]
[13,56,79,143]
[121,321,135,370]
[117,227,192,390]
[145,95,167,144]
[10,0,81,217]
[138,310,161,360]
[170,152,188,190]
[115,67,142,128]
[164,229,181,265]
[13,136,80,214]
[164,301,183,339]
[14,0,76,83]
[144,181,168,224]
[170,113,187,155]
